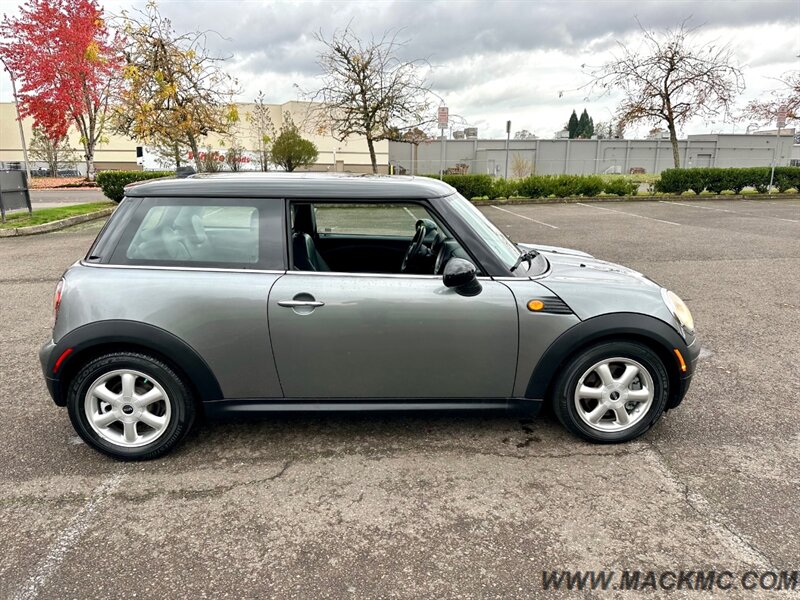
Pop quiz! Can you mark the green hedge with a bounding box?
[654,167,800,195]
[96,170,174,202]
[427,173,638,199]
[439,174,495,199]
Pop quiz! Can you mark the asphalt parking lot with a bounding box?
[1,198,798,599]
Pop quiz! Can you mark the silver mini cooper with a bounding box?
[40,174,699,460]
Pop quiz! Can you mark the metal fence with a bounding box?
[389,133,797,177]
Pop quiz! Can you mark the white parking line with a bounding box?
[402,206,418,221]
[659,200,734,213]
[13,473,124,600]
[660,200,800,223]
[576,203,680,226]
[490,205,559,229]
[741,198,799,207]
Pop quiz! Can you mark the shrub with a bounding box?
[489,178,519,200]
[513,174,638,198]
[574,175,605,197]
[773,167,800,192]
[517,175,548,198]
[683,169,707,194]
[748,167,771,193]
[655,169,689,194]
[428,174,494,199]
[655,167,800,195]
[96,170,174,202]
[546,175,573,197]
[603,177,638,196]
[702,168,729,194]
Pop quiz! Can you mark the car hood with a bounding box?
[518,242,593,259]
[519,242,658,288]
[519,243,672,323]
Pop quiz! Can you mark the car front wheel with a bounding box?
[552,341,669,443]
[67,352,196,460]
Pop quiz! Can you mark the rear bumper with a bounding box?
[39,339,64,406]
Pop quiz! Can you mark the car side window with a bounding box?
[314,203,433,237]
[114,201,262,267]
[290,201,471,275]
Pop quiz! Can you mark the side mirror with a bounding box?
[443,258,482,296]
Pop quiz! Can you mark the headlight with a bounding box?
[662,289,694,333]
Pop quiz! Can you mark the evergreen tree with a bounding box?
[576,109,594,138]
[567,110,579,138]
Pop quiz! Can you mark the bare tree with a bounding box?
[510,153,533,178]
[746,71,799,125]
[28,126,78,176]
[309,27,434,173]
[585,22,744,168]
[247,91,276,171]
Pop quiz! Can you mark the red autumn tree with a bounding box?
[0,0,120,180]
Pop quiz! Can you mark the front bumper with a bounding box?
[668,332,701,409]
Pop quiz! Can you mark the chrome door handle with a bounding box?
[278,300,325,308]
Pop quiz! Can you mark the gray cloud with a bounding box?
[1,0,797,138]
[160,0,796,77]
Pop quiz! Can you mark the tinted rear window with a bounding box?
[126,205,259,264]
[107,198,281,270]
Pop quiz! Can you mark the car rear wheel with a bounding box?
[67,352,196,460]
[552,341,669,443]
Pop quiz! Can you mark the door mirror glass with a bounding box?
[443,258,482,296]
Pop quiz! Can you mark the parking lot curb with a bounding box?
[0,207,115,237]
[471,193,800,206]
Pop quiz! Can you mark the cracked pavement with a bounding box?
[1,199,798,599]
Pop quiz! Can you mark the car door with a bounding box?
[267,271,518,398]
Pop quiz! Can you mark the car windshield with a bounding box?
[442,192,534,273]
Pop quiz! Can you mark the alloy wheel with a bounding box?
[573,357,654,433]
[84,369,172,448]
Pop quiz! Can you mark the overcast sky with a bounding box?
[1,0,799,138]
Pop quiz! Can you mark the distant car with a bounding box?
[40,173,699,460]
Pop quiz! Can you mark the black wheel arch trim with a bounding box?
[46,320,223,406]
[525,312,692,405]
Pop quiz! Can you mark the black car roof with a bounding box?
[123,172,456,200]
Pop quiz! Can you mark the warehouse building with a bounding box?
[0,101,388,174]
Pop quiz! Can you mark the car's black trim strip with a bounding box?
[44,320,223,406]
[524,312,697,407]
[204,398,543,417]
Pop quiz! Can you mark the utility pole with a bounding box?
[769,106,787,194]
[2,59,31,179]
[504,120,511,179]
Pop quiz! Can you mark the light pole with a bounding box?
[504,120,511,179]
[1,59,31,179]
[768,106,788,194]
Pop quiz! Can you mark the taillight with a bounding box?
[53,278,64,327]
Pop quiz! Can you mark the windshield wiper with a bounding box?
[511,248,539,272]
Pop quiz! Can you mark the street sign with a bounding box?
[776,106,788,129]
[438,106,449,129]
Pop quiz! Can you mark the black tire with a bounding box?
[67,352,196,460]
[551,341,669,443]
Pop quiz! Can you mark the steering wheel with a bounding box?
[401,220,430,273]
